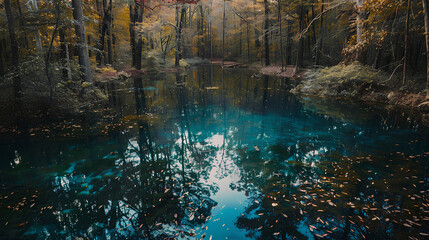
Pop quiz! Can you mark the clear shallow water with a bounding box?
[0,66,428,239]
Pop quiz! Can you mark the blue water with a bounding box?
[0,66,428,239]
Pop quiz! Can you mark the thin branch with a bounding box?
[384,63,403,83]
[299,1,346,39]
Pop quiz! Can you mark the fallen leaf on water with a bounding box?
[18,222,28,227]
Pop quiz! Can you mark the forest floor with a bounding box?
[0,57,109,130]
[289,62,429,126]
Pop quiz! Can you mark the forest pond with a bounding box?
[0,66,428,239]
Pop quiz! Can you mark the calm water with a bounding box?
[0,66,428,240]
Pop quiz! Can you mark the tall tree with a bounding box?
[315,0,324,65]
[278,0,284,71]
[403,0,411,85]
[297,4,305,68]
[59,28,72,81]
[264,0,269,66]
[175,5,186,67]
[222,0,226,66]
[96,0,107,66]
[423,0,429,88]
[5,0,22,99]
[356,0,367,62]
[107,0,113,65]
[134,2,144,70]
[0,40,4,75]
[26,0,43,55]
[72,0,93,83]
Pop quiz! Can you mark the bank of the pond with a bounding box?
[0,77,109,132]
[288,63,429,126]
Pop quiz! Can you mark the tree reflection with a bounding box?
[0,78,219,240]
[234,141,429,240]
[234,142,317,239]
[1,67,428,239]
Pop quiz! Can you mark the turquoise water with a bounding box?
[0,66,428,239]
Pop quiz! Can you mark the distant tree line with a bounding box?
[1,0,429,90]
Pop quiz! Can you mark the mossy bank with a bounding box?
[291,63,429,126]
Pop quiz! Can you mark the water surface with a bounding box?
[0,66,428,239]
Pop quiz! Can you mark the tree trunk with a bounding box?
[5,0,22,99]
[175,6,185,67]
[72,0,93,83]
[413,35,424,69]
[297,5,305,68]
[0,41,4,75]
[34,29,43,56]
[134,2,144,70]
[130,5,136,66]
[97,0,107,66]
[264,0,270,66]
[356,0,364,44]
[311,4,317,63]
[15,0,29,49]
[286,20,291,65]
[175,7,179,67]
[356,0,367,63]
[403,0,410,86]
[247,22,250,63]
[423,0,429,88]
[239,21,242,61]
[107,0,113,65]
[26,0,43,55]
[222,0,226,66]
[200,5,205,59]
[278,0,284,71]
[59,28,72,81]
[315,0,324,65]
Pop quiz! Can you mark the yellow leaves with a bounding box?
[81,82,92,88]
[205,87,219,90]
